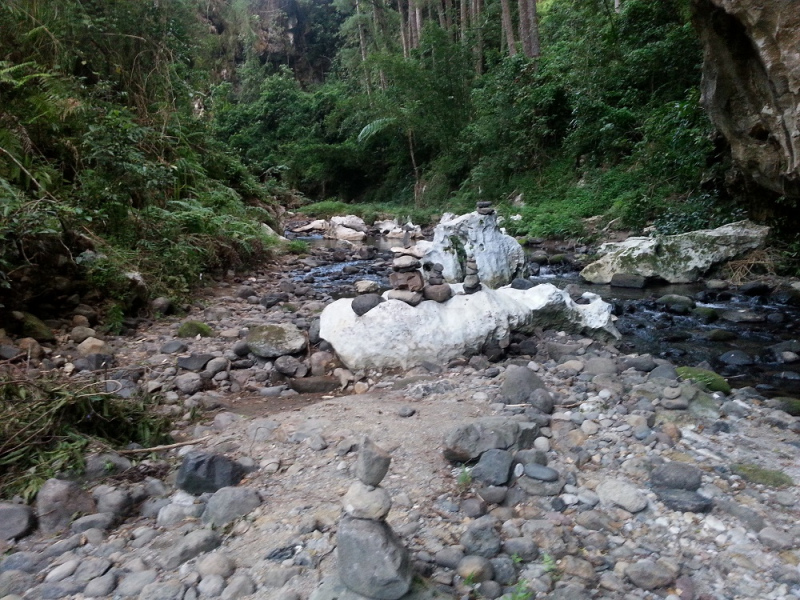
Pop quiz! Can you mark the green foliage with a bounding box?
[177,321,214,338]
[286,240,310,255]
[0,373,171,500]
[732,463,793,488]
[675,366,731,394]
[508,580,533,600]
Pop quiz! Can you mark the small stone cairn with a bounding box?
[387,252,424,306]
[462,256,481,294]
[422,262,453,303]
[476,200,495,215]
[336,438,412,599]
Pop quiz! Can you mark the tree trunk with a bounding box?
[517,0,532,57]
[408,0,418,48]
[398,0,410,57]
[474,0,483,73]
[527,0,540,58]
[355,0,371,94]
[460,0,468,43]
[444,0,453,34]
[500,0,517,56]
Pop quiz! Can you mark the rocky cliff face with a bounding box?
[692,0,800,199]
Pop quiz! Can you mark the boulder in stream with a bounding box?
[580,220,769,284]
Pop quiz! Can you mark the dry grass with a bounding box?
[720,248,777,285]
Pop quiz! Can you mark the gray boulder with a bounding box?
[500,366,547,403]
[176,453,245,495]
[161,530,221,569]
[356,437,392,486]
[443,418,520,462]
[36,479,95,534]
[470,449,513,486]
[246,323,307,358]
[336,516,412,600]
[0,503,35,540]
[202,487,262,526]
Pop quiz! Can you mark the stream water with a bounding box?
[290,234,800,397]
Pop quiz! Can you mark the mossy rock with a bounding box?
[177,321,214,338]
[691,307,719,323]
[732,463,793,488]
[777,397,800,417]
[676,366,731,394]
[14,311,56,342]
[705,329,738,342]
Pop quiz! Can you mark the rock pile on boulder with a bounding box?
[462,256,481,294]
[387,254,424,307]
[422,263,452,303]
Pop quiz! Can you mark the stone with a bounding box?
[352,294,384,316]
[275,354,303,376]
[336,516,412,600]
[502,537,539,561]
[161,530,221,569]
[501,366,547,403]
[0,504,34,540]
[197,553,236,578]
[758,526,794,550]
[77,337,109,356]
[356,437,392,486]
[443,417,520,462]
[17,311,55,341]
[523,463,559,482]
[422,284,453,303]
[70,326,96,344]
[202,487,261,526]
[289,376,341,394]
[471,449,513,486]
[176,453,245,495]
[320,284,617,370]
[460,515,501,558]
[654,488,712,513]
[718,349,753,366]
[650,462,703,491]
[580,221,770,284]
[310,351,336,376]
[117,571,158,596]
[36,479,95,534]
[74,557,111,582]
[246,323,307,358]
[456,556,494,582]
[152,296,173,314]
[389,271,425,291]
[70,513,115,532]
[175,372,203,395]
[414,211,525,288]
[386,290,423,306]
[596,479,648,513]
[221,575,256,600]
[561,555,598,583]
[138,579,185,600]
[0,571,35,597]
[177,353,214,372]
[342,481,392,520]
[84,573,116,596]
[610,273,648,288]
[625,559,676,590]
[355,280,381,294]
[198,574,226,597]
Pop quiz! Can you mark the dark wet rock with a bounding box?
[289,376,340,394]
[356,437,392,487]
[611,273,648,288]
[523,463,559,482]
[352,294,384,316]
[161,340,188,354]
[501,366,547,403]
[738,281,772,296]
[718,350,754,366]
[176,453,245,495]
[510,278,535,290]
[654,488,712,513]
[471,449,513,486]
[443,418,519,462]
[261,293,290,309]
[650,462,703,491]
[177,353,214,372]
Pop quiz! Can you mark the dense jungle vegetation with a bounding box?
[0,0,772,315]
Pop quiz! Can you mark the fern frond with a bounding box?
[357,117,397,143]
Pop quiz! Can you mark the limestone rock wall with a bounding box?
[692,0,800,198]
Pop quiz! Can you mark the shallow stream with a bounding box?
[290,234,800,397]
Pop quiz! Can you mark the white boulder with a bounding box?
[375,219,423,239]
[319,284,618,370]
[414,211,525,289]
[292,219,327,233]
[325,215,368,241]
[580,220,770,284]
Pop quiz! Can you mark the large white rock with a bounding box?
[319,284,618,370]
[331,215,368,232]
[375,219,423,239]
[580,220,769,284]
[414,211,525,288]
[291,219,327,233]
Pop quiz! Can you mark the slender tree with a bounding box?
[500,0,517,56]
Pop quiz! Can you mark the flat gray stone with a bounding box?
[650,462,702,491]
[625,559,675,590]
[501,366,547,403]
[36,479,95,534]
[161,530,221,569]
[0,503,34,540]
[460,515,501,558]
[138,579,185,600]
[471,449,513,486]
[202,487,262,526]
[597,479,648,513]
[523,463,559,482]
[356,437,392,486]
[117,570,158,596]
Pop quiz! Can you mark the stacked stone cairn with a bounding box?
[476,200,495,215]
[387,253,425,306]
[336,437,412,599]
[462,256,481,294]
[422,262,453,303]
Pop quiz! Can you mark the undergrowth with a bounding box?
[0,370,171,501]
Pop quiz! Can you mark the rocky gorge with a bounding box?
[3,214,800,600]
